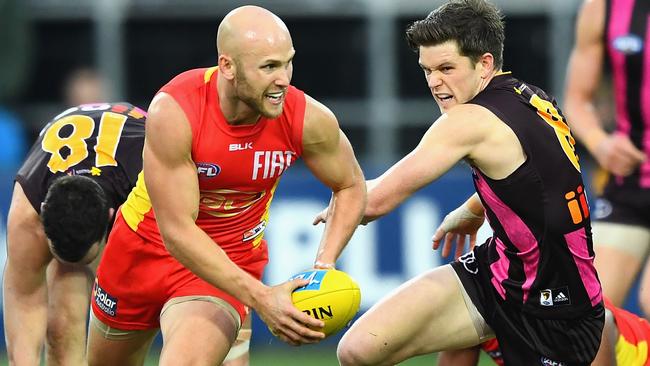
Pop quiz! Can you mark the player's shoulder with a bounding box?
[43,103,145,130]
[164,67,217,90]
[446,103,498,128]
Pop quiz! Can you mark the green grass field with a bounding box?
[139,346,497,365]
[249,347,497,365]
[0,347,496,365]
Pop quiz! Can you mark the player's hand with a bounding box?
[594,132,647,177]
[312,207,328,225]
[313,261,335,270]
[255,279,326,346]
[432,205,484,259]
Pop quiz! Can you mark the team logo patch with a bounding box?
[458,251,478,274]
[540,286,571,307]
[540,289,553,306]
[196,162,221,179]
[66,167,102,176]
[593,198,613,220]
[243,221,267,242]
[612,34,643,55]
[290,270,326,292]
[540,356,566,366]
[93,280,118,317]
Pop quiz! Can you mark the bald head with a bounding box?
[217,6,291,58]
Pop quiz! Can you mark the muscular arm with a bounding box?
[564,0,606,152]
[144,93,263,310]
[3,182,51,365]
[301,96,366,266]
[144,93,323,344]
[364,105,492,222]
[564,0,646,175]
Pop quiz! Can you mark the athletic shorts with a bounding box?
[593,181,650,228]
[91,214,268,330]
[452,244,604,366]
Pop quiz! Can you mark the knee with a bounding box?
[337,335,372,366]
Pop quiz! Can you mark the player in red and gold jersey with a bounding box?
[87,5,366,366]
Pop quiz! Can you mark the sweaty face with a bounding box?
[233,40,295,119]
[418,41,485,113]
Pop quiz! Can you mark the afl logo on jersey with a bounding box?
[612,34,643,55]
[196,162,221,179]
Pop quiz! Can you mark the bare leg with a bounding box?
[337,265,485,366]
[87,313,159,366]
[437,347,481,366]
[592,222,650,306]
[159,299,239,366]
[222,315,252,366]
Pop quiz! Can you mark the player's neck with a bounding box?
[479,69,504,92]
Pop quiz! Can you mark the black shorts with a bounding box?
[593,181,650,227]
[452,244,605,366]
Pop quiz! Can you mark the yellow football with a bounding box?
[290,269,361,337]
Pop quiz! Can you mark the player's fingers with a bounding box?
[292,307,325,330]
[469,233,477,250]
[441,232,455,258]
[454,235,465,259]
[312,212,327,225]
[432,227,445,250]
[274,327,301,346]
[288,278,311,291]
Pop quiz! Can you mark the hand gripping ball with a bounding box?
[290,269,361,337]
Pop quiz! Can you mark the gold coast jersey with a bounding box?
[120,67,305,257]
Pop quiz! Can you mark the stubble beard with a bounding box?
[235,72,282,119]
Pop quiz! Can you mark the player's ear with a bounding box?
[218,54,236,80]
[479,52,495,78]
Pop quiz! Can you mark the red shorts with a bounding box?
[91,214,268,330]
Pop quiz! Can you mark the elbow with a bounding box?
[158,226,187,260]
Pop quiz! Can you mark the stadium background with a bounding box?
[0,0,630,364]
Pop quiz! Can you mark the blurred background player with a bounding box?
[2,102,145,365]
[564,0,650,309]
[87,5,366,366]
[62,68,109,107]
[325,0,604,364]
[438,297,650,366]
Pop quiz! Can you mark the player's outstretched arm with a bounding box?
[364,104,490,223]
[301,96,366,268]
[144,93,324,346]
[3,183,51,365]
[564,0,646,176]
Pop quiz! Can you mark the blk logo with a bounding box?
[229,142,253,151]
[196,162,221,179]
[565,185,589,224]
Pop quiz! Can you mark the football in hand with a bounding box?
[290,269,361,337]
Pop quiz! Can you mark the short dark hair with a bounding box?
[405,0,505,69]
[41,175,109,263]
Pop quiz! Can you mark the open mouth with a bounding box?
[265,91,285,104]
[436,94,453,102]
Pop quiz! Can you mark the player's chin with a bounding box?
[261,106,283,119]
[261,99,284,117]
